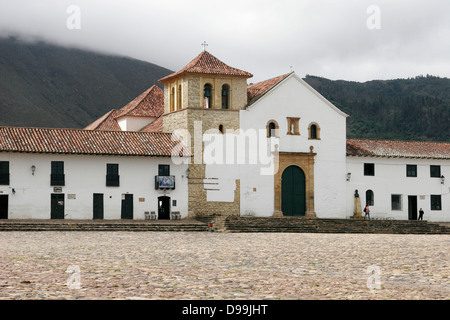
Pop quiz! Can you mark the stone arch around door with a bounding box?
[274,151,316,218]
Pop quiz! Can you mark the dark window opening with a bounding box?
[51,161,65,186]
[158,164,170,177]
[0,161,9,185]
[221,84,229,109]
[391,194,402,211]
[431,195,442,211]
[364,163,375,176]
[106,164,119,187]
[406,165,417,177]
[310,125,317,139]
[366,190,374,206]
[268,122,276,137]
[204,84,212,108]
[430,165,441,178]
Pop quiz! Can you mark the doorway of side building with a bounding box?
[158,196,170,220]
[408,195,418,220]
[281,165,306,216]
[0,195,8,219]
[121,194,133,220]
[93,193,104,220]
[51,193,65,219]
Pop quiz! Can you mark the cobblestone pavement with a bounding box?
[0,232,448,300]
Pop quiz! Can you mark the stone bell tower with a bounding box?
[158,49,253,217]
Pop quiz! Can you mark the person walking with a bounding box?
[418,208,424,220]
[364,204,370,220]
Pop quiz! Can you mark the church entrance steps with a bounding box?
[222,217,450,235]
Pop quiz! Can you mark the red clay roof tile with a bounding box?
[347,139,450,159]
[84,109,122,131]
[0,126,190,157]
[114,85,164,119]
[159,51,253,83]
[247,73,292,105]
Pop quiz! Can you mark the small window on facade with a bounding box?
[286,117,300,135]
[170,87,175,112]
[391,194,402,211]
[308,123,320,140]
[406,165,417,177]
[51,161,65,186]
[364,163,375,176]
[177,85,182,110]
[266,120,279,138]
[106,164,119,187]
[219,125,224,134]
[221,84,230,109]
[366,190,374,206]
[431,195,442,211]
[430,165,441,178]
[158,164,170,177]
[204,84,212,108]
[0,161,10,185]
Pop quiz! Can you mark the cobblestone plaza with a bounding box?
[0,232,448,300]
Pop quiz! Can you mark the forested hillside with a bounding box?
[0,37,172,128]
[304,75,450,142]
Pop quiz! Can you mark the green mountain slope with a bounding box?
[304,75,450,142]
[0,37,173,128]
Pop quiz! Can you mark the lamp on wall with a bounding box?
[31,165,36,175]
[186,168,190,178]
[346,172,351,181]
[441,175,445,185]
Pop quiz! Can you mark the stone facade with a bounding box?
[161,73,247,217]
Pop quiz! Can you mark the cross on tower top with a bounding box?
[201,41,208,51]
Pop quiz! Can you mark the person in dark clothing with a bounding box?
[418,208,424,220]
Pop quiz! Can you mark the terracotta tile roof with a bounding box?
[140,116,163,133]
[114,85,164,119]
[159,51,253,83]
[247,72,292,105]
[84,109,122,131]
[347,139,450,159]
[0,126,190,157]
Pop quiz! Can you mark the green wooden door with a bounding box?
[282,166,306,216]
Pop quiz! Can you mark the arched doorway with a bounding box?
[158,196,171,220]
[281,165,306,216]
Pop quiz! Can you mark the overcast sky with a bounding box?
[1,0,449,83]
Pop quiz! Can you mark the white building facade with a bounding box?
[346,140,449,222]
[0,128,189,220]
[1,51,449,221]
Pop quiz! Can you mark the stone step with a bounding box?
[223,217,450,234]
[0,221,209,232]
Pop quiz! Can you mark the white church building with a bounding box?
[0,51,448,221]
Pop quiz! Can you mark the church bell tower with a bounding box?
[158,48,253,217]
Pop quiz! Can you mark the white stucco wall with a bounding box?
[0,153,188,220]
[117,116,156,132]
[346,156,450,221]
[239,74,348,218]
